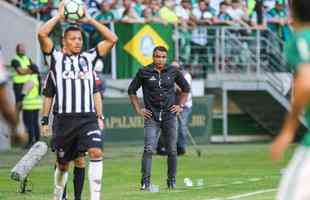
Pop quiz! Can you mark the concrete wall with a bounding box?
[0,1,42,65]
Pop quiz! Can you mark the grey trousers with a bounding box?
[141,117,177,180]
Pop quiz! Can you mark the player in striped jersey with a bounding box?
[38,2,118,200]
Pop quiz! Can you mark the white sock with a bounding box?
[89,159,103,200]
[54,168,68,200]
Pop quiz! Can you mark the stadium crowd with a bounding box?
[5,0,291,41]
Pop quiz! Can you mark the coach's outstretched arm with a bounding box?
[78,15,118,56]
[37,2,65,54]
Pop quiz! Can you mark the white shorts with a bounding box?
[277,146,310,200]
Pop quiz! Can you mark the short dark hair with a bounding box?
[220,1,228,7]
[231,0,240,3]
[153,46,168,56]
[63,26,83,38]
[16,43,24,52]
[291,0,310,22]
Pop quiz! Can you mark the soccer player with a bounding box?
[41,72,87,200]
[128,46,190,190]
[270,0,310,199]
[37,2,117,200]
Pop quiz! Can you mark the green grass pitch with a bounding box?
[0,143,294,200]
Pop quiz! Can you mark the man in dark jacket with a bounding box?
[128,46,190,191]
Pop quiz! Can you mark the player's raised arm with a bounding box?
[270,64,310,161]
[37,1,65,54]
[78,9,118,56]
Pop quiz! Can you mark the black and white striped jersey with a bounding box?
[44,47,100,114]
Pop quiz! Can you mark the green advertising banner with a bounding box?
[115,23,175,79]
[103,96,214,143]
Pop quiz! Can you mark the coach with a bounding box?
[128,46,190,191]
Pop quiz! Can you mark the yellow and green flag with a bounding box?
[115,23,175,78]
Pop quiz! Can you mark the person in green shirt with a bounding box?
[267,1,292,41]
[90,1,115,47]
[270,0,310,199]
[96,1,114,23]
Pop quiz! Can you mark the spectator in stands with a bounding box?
[192,0,216,26]
[190,0,215,77]
[205,0,218,14]
[210,0,224,15]
[120,0,144,23]
[150,0,161,17]
[23,0,52,21]
[106,0,122,20]
[250,1,268,29]
[175,0,194,27]
[159,0,179,24]
[142,6,165,23]
[85,0,101,18]
[96,1,115,24]
[267,0,292,41]
[81,0,103,49]
[50,0,60,17]
[226,0,250,28]
[175,0,194,62]
[10,44,32,116]
[131,0,145,17]
[215,1,234,25]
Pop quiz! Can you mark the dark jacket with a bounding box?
[128,64,190,121]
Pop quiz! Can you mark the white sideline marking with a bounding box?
[208,188,277,200]
[231,181,244,185]
[207,177,261,188]
[248,178,262,182]
[227,189,277,199]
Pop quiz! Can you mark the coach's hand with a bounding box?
[138,108,152,119]
[169,105,182,114]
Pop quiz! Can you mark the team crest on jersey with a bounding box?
[79,58,88,71]
[64,58,71,68]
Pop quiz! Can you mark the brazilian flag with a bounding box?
[115,23,175,79]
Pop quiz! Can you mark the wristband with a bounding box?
[97,114,105,120]
[40,116,49,126]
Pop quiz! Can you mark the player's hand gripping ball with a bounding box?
[64,0,85,21]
